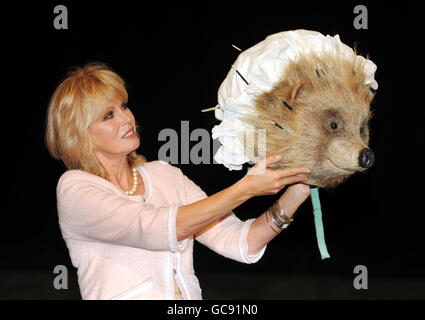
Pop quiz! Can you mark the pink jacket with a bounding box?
[56,160,266,300]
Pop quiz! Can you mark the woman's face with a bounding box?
[88,98,140,161]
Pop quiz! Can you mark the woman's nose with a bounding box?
[117,109,132,125]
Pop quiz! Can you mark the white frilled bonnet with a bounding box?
[212,29,378,171]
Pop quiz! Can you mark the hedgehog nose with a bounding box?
[358,148,375,169]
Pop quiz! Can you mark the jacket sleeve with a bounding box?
[57,171,184,252]
[195,215,267,264]
[181,173,267,264]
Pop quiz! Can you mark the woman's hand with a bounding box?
[238,154,311,198]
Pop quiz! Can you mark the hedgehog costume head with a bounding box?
[212,30,378,188]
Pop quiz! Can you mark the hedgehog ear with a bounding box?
[289,79,306,106]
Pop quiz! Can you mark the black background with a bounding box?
[1,1,424,300]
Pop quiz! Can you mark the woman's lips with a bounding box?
[122,127,136,139]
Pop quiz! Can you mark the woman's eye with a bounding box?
[103,111,113,120]
[121,103,128,110]
[330,122,338,130]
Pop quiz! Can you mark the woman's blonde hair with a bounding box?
[45,62,146,179]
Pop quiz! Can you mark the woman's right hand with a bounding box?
[239,154,311,197]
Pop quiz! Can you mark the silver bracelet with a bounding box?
[267,202,293,231]
[266,209,281,233]
[273,202,294,224]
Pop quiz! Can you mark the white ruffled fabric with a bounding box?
[212,29,378,171]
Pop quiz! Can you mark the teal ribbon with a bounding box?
[310,187,330,260]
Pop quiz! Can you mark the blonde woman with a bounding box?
[45,62,311,300]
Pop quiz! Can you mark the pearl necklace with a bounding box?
[123,167,139,195]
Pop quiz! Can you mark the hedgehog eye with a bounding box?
[360,126,366,136]
[330,122,338,130]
